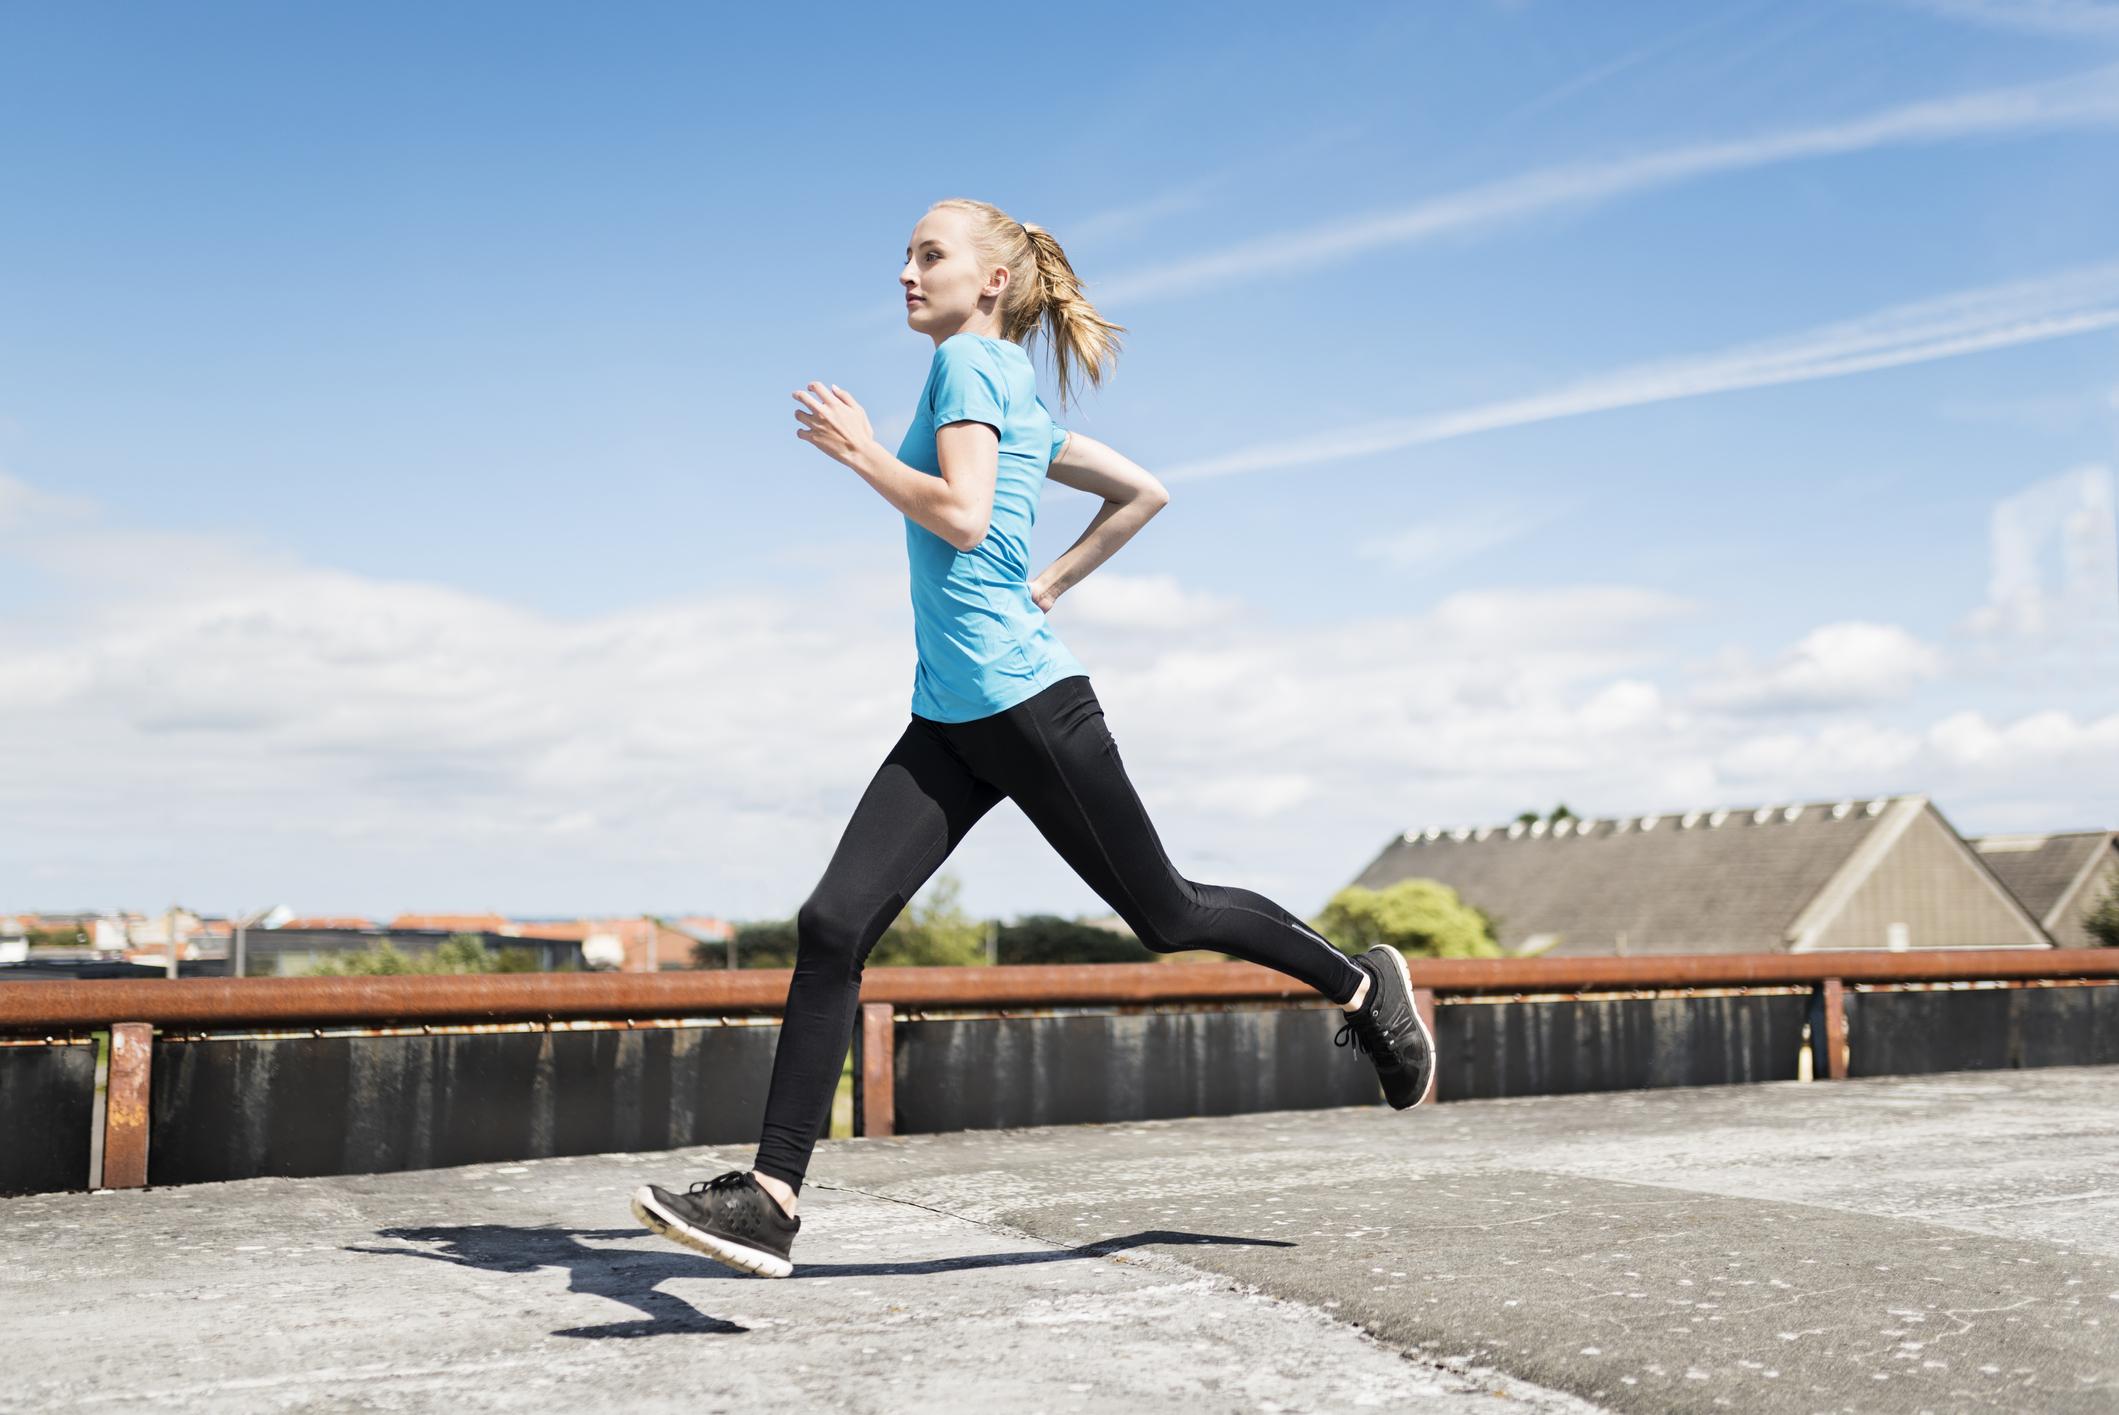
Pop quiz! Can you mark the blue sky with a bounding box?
[2,0,2115,924]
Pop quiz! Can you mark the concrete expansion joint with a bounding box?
[806,1172,1515,1396]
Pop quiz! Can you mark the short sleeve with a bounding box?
[1049,421,1070,462]
[928,338,1005,437]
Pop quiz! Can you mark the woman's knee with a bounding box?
[1126,885,1214,955]
[794,895,869,970]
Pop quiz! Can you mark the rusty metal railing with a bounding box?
[5,949,2114,1190]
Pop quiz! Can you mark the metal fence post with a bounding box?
[1812,978,1849,1080]
[102,1022,153,1189]
[1413,988,1439,1105]
[854,1001,895,1137]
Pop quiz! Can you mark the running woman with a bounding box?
[631,198,1435,1278]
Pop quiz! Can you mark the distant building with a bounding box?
[1351,793,2053,956]
[1,912,98,940]
[388,913,513,934]
[1968,830,2119,949]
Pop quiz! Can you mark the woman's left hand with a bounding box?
[793,382,876,469]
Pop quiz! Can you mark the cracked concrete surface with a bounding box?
[8,1067,2117,1412]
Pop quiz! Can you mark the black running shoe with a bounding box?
[631,1169,800,1278]
[1334,945,1437,1110]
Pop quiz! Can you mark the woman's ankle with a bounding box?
[752,1169,799,1218]
[1340,970,1371,1013]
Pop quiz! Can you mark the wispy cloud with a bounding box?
[1486,3,1769,131]
[1161,258,2119,482]
[1889,0,2119,39]
[1961,462,2119,639]
[1354,500,1569,574]
[1092,64,2119,307]
[1061,122,1369,250]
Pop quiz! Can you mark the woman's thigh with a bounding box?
[802,716,1006,965]
[953,676,1198,939]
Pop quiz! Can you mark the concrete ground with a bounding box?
[8,1068,2117,1414]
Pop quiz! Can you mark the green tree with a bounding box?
[997,913,1158,965]
[1310,880,1502,960]
[872,871,987,966]
[1517,802,1577,826]
[707,918,798,969]
[2085,873,2119,947]
[310,932,544,975]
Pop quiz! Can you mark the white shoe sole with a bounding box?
[1368,944,1437,1109]
[630,1184,795,1278]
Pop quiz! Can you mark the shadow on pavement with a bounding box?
[347,1224,1293,1339]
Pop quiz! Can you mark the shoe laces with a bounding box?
[1336,990,1407,1070]
[687,1170,754,1198]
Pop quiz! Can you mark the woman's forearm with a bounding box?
[1037,491,1169,596]
[848,440,973,548]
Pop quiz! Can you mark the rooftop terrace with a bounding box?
[10,1065,2117,1413]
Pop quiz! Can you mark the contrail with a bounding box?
[1096,64,2119,307]
[1162,258,2119,482]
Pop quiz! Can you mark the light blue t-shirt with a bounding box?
[896,332,1089,722]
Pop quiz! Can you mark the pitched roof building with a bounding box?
[1968,830,2119,949]
[1350,793,2053,956]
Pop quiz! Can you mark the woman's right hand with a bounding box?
[1029,576,1059,613]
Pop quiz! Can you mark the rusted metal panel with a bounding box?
[1438,994,1811,1101]
[892,1007,1377,1134]
[855,1001,894,1138]
[5,951,2112,1033]
[146,1022,789,1185]
[1844,982,2119,1079]
[102,1022,153,1189]
[0,1038,97,1194]
[1821,978,1850,1080]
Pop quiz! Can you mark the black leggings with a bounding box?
[750,672,1366,1193]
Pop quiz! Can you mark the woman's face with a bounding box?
[901,209,1004,338]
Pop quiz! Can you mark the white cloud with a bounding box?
[1928,706,2119,768]
[1164,258,2119,482]
[1096,65,2119,308]
[1689,622,1946,714]
[1578,678,1666,735]
[1059,572,1243,633]
[1165,771,1320,820]
[1960,462,2119,640]
[4,472,2111,921]
[1718,721,1926,782]
[0,470,91,530]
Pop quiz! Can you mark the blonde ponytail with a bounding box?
[928,197,1126,414]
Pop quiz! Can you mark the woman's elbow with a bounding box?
[953,516,992,551]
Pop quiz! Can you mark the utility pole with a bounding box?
[233,904,271,979]
[164,904,179,980]
[985,917,998,967]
